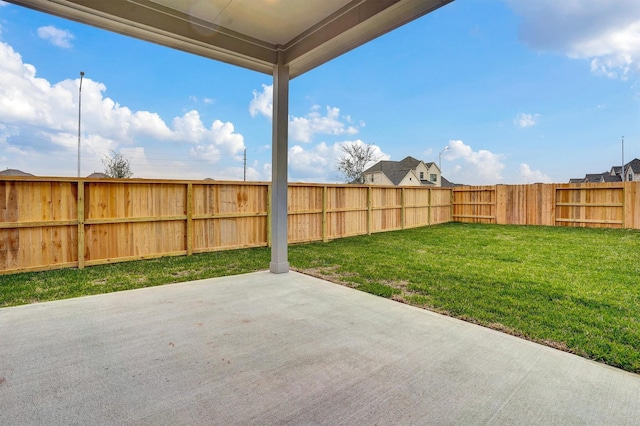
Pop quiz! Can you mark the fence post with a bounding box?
[186,182,193,255]
[450,188,454,222]
[428,188,432,226]
[401,187,406,229]
[322,185,328,242]
[367,186,372,235]
[553,187,558,226]
[622,183,626,228]
[77,180,85,270]
[495,185,504,224]
[266,184,272,247]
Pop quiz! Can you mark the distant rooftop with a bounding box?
[0,168,34,176]
[86,172,110,179]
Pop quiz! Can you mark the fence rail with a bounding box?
[0,177,452,274]
[3,178,639,275]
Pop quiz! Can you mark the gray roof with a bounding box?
[0,168,34,176]
[86,172,110,179]
[626,158,640,174]
[584,173,606,183]
[364,156,431,186]
[572,158,640,183]
[576,172,622,183]
[602,174,622,182]
[440,176,460,187]
[610,159,640,177]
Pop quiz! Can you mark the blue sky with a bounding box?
[0,0,638,184]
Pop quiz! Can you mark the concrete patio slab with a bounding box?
[1,271,639,425]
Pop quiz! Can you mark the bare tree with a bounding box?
[336,143,380,184]
[103,150,133,178]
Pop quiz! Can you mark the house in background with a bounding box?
[570,158,640,183]
[0,168,34,176]
[623,158,640,182]
[86,172,110,179]
[362,156,452,187]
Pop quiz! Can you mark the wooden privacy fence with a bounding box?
[0,178,452,274]
[4,178,639,275]
[453,182,640,228]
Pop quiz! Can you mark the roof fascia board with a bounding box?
[7,0,277,74]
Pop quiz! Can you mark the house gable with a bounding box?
[362,156,443,186]
[397,170,422,186]
[365,170,393,185]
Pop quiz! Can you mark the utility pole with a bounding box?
[77,71,84,177]
[622,136,625,182]
[243,148,247,181]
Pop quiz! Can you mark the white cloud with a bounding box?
[288,143,337,181]
[442,139,505,184]
[290,105,359,143]
[189,95,215,105]
[250,84,361,143]
[519,163,551,183]
[288,139,389,183]
[171,110,207,142]
[249,83,272,118]
[189,119,245,163]
[0,39,245,177]
[37,25,74,49]
[504,0,640,79]
[514,113,539,128]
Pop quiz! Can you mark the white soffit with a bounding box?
[6,0,453,78]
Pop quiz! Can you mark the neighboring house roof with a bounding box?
[0,168,34,176]
[584,173,606,183]
[440,176,460,187]
[571,158,640,183]
[87,172,109,178]
[602,174,622,182]
[363,156,440,186]
[573,172,622,183]
[363,161,408,185]
[626,158,640,174]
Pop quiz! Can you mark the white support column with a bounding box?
[270,57,290,273]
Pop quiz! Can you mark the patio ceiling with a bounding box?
[8,0,453,78]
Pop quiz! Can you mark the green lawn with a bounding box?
[2,223,639,373]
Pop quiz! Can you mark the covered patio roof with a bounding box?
[7,0,454,273]
[8,0,452,78]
